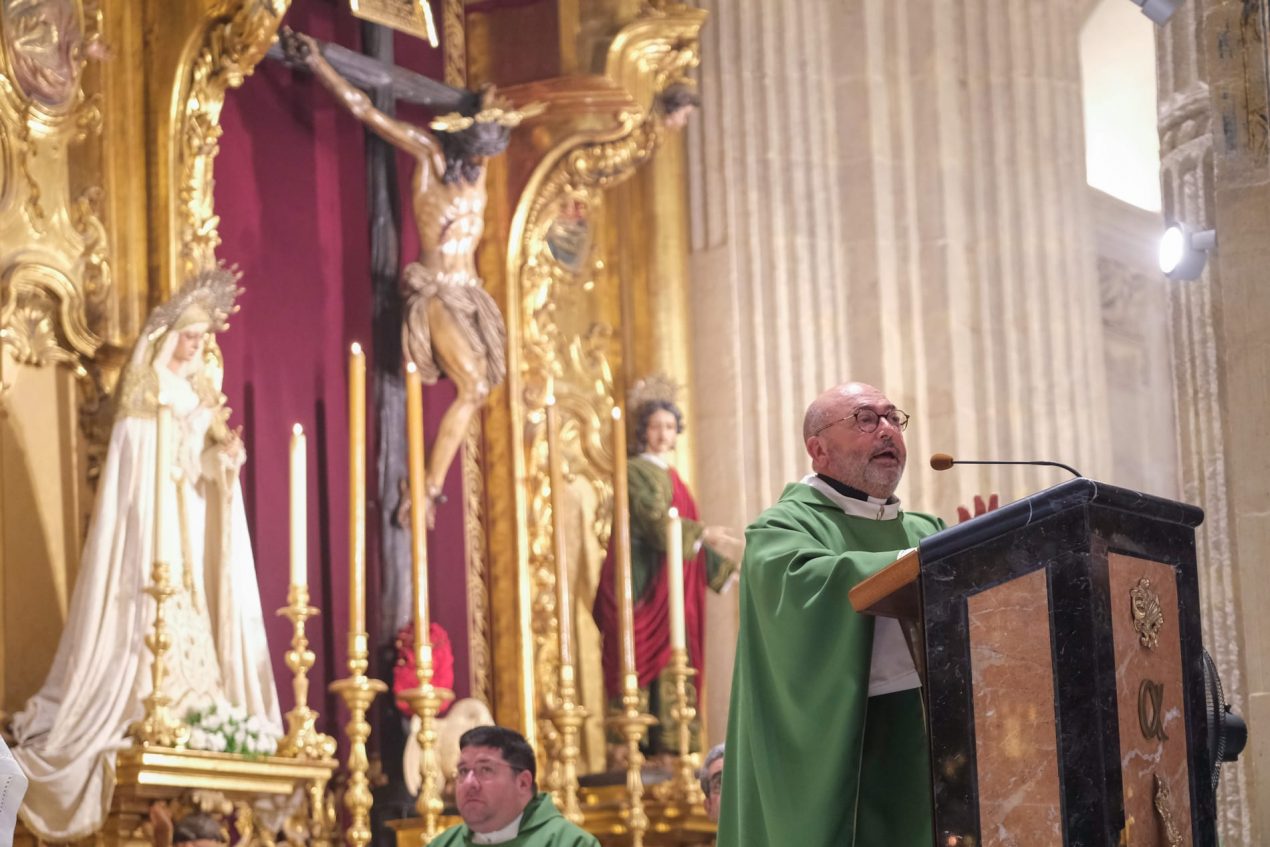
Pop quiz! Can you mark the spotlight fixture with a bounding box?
[1159,222,1216,280]
[1129,0,1182,25]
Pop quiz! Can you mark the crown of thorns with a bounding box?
[429,86,546,133]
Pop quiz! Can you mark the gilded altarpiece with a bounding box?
[2,3,343,845]
[0,0,107,714]
[467,7,715,841]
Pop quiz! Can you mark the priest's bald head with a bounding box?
[803,382,910,500]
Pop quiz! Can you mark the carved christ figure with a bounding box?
[282,29,540,522]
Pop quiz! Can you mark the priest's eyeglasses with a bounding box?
[455,761,525,783]
[814,407,910,436]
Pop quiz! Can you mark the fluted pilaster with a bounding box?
[688,0,1114,742]
[1157,0,1260,839]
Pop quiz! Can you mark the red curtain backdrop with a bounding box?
[213,1,471,730]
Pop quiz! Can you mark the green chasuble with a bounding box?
[718,482,945,847]
[427,793,600,847]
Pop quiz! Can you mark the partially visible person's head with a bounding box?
[803,382,909,499]
[172,813,226,847]
[659,84,700,130]
[455,726,537,834]
[699,743,725,823]
[634,400,684,456]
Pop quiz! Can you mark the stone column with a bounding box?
[1157,0,1266,839]
[687,0,1112,743]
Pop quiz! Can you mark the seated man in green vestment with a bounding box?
[428,726,599,847]
[720,382,971,847]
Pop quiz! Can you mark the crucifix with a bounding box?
[272,19,538,832]
[270,27,469,655]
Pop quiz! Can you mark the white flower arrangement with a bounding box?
[183,701,280,758]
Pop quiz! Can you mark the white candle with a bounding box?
[667,506,686,650]
[289,423,307,587]
[154,402,172,563]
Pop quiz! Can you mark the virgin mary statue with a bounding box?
[10,267,282,841]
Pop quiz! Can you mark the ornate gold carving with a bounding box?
[502,7,706,787]
[349,0,438,47]
[172,0,289,285]
[442,0,464,87]
[0,267,96,374]
[2,0,83,108]
[1131,576,1164,650]
[1153,772,1184,847]
[0,0,107,388]
[605,7,706,118]
[70,185,112,328]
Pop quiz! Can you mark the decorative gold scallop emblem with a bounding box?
[1130,576,1164,650]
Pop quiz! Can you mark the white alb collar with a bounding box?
[639,452,669,469]
[801,474,902,520]
[470,812,524,844]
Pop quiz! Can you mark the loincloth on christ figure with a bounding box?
[401,262,508,387]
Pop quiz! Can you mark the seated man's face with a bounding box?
[704,756,725,822]
[455,745,534,834]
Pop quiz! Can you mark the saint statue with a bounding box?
[591,377,743,762]
[10,267,281,841]
[281,29,541,524]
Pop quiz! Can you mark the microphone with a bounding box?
[930,452,1082,478]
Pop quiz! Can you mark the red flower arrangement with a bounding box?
[392,620,455,717]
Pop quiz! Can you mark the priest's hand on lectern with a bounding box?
[956,493,999,523]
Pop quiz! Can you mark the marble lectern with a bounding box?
[851,479,1216,846]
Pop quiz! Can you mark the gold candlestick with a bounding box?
[277,584,337,760]
[545,666,588,825]
[399,647,455,841]
[329,635,386,847]
[131,558,190,747]
[606,403,654,846]
[544,395,586,824]
[667,647,705,806]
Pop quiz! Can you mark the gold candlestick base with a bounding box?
[544,665,588,825]
[399,679,456,842]
[276,587,337,760]
[604,676,656,847]
[667,648,705,806]
[132,560,191,748]
[329,672,387,847]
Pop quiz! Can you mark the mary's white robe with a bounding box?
[11,333,280,841]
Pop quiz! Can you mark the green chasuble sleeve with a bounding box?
[718,484,944,847]
[427,794,600,847]
[626,457,734,598]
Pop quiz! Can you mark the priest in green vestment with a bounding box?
[718,382,946,847]
[428,726,599,847]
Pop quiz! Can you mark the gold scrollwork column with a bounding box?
[494,4,708,836]
[160,0,291,298]
[0,0,106,380]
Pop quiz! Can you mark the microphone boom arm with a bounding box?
[939,458,1082,478]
